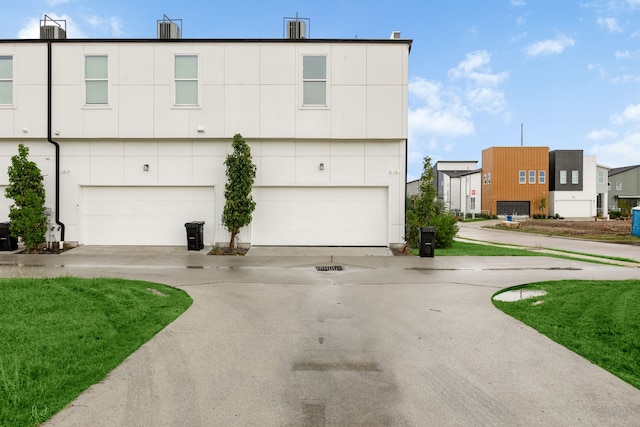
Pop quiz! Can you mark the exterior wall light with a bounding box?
[143,164,149,171]
[319,163,324,171]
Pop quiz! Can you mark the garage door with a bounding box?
[82,186,215,245]
[252,187,388,246]
[497,201,530,216]
[555,200,592,217]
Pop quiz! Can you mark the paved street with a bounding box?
[1,232,639,426]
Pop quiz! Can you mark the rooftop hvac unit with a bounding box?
[287,20,306,39]
[39,15,67,39]
[158,21,181,39]
[390,31,401,39]
[40,25,67,39]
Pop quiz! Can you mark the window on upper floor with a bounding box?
[559,170,567,185]
[529,170,536,184]
[598,170,605,185]
[85,55,108,105]
[572,170,579,184]
[616,182,622,191]
[302,55,327,106]
[538,170,546,184]
[0,55,13,105]
[519,170,526,184]
[175,55,198,105]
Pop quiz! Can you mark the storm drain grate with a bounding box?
[315,265,343,271]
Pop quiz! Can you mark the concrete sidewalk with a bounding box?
[457,220,640,263]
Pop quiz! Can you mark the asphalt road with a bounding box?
[0,232,638,426]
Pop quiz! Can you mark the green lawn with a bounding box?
[0,277,192,426]
[411,240,547,256]
[493,280,640,390]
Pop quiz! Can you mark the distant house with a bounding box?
[548,150,599,218]
[608,165,640,212]
[406,179,420,199]
[433,161,480,216]
[481,147,549,216]
[596,164,610,217]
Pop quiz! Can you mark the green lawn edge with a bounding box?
[493,280,640,390]
[0,277,193,426]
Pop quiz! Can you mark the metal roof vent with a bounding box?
[40,15,66,40]
[157,14,182,39]
[390,31,401,39]
[284,14,309,39]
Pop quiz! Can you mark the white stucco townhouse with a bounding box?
[0,27,411,248]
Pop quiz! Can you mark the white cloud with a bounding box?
[511,0,527,6]
[587,129,618,140]
[611,73,640,83]
[590,132,640,167]
[84,15,124,37]
[447,51,510,119]
[611,103,640,124]
[448,50,509,86]
[466,87,509,117]
[615,50,632,59]
[523,35,575,57]
[46,0,70,5]
[409,78,475,138]
[588,63,607,78]
[597,17,623,32]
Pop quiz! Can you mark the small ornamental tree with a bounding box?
[406,156,438,247]
[222,134,256,251]
[406,155,458,249]
[4,144,48,251]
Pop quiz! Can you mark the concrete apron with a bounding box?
[60,245,394,257]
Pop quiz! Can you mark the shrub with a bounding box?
[4,144,47,251]
[430,213,459,249]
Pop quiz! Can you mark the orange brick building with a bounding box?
[481,146,549,216]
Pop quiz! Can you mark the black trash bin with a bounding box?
[184,221,205,251]
[0,222,18,251]
[419,226,436,258]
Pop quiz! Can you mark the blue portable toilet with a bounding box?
[633,207,640,237]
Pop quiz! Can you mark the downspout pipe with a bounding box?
[46,41,65,245]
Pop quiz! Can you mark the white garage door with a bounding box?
[82,186,215,245]
[555,200,593,217]
[252,187,388,246]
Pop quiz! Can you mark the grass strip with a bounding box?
[411,240,549,256]
[0,277,192,426]
[493,280,640,390]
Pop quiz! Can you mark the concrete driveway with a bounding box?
[1,236,639,426]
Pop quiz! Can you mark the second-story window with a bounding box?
[538,170,546,184]
[519,170,526,184]
[559,170,567,185]
[598,170,605,185]
[303,55,327,106]
[175,55,198,105]
[529,170,536,184]
[572,170,579,184]
[0,56,12,105]
[85,55,108,105]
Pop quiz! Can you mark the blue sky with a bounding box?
[2,0,640,179]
